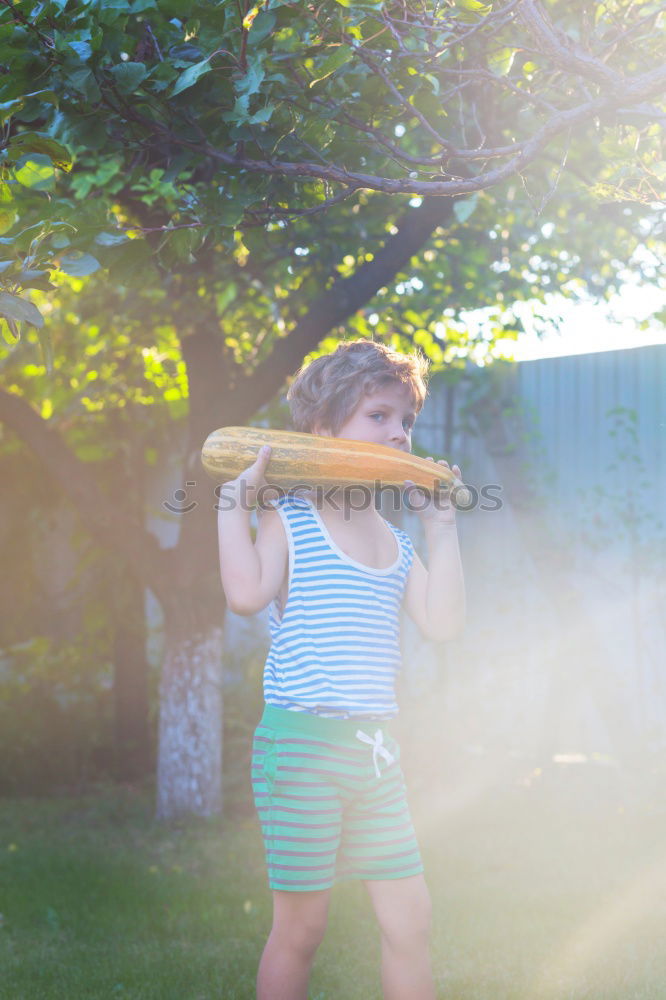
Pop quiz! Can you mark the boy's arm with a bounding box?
[403,523,466,642]
[217,502,287,615]
[216,446,286,615]
[216,491,259,614]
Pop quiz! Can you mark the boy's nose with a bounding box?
[390,425,409,446]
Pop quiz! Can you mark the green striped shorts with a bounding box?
[251,704,424,892]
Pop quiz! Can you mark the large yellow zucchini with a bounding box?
[201,425,467,497]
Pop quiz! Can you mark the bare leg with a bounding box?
[256,888,330,1000]
[364,874,436,1000]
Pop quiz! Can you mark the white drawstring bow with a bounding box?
[355,728,395,778]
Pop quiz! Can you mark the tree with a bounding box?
[1,1,664,317]
[0,0,664,817]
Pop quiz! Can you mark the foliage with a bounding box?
[0,433,152,792]
[0,274,189,429]
[0,0,663,354]
[0,633,115,794]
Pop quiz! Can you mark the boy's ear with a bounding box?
[313,424,331,437]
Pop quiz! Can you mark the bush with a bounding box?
[0,634,115,794]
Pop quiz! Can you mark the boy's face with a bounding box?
[316,382,416,452]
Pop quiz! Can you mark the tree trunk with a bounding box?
[156,620,225,819]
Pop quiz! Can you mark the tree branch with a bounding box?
[166,61,665,198]
[214,194,459,426]
[519,0,626,89]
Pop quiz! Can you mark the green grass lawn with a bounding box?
[1,756,665,1000]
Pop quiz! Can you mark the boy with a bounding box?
[217,339,465,1000]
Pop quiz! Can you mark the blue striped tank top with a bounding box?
[264,493,415,719]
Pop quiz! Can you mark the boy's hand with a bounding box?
[404,458,461,527]
[220,445,274,511]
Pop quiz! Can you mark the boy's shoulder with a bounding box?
[389,520,412,539]
[386,519,415,549]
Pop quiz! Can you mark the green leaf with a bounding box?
[216,282,237,313]
[110,62,149,95]
[161,227,197,262]
[24,89,60,107]
[453,196,478,224]
[423,73,440,97]
[454,0,491,12]
[0,205,17,236]
[0,222,44,251]
[106,238,156,286]
[0,98,25,123]
[247,104,275,125]
[58,252,101,276]
[69,39,93,61]
[217,201,244,227]
[14,154,55,190]
[68,68,102,102]
[146,61,177,92]
[245,10,276,44]
[309,45,354,87]
[37,328,54,374]
[0,291,44,329]
[5,90,60,117]
[1,315,20,342]
[236,59,265,97]
[50,234,71,249]
[7,133,72,172]
[15,269,54,291]
[222,93,250,123]
[171,59,212,97]
[488,47,516,76]
[94,231,130,246]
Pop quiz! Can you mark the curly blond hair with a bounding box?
[286,339,430,435]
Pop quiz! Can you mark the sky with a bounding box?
[492,282,666,363]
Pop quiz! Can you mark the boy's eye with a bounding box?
[370,412,413,430]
